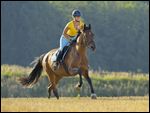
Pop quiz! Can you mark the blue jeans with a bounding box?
[59,35,76,51]
[51,35,76,62]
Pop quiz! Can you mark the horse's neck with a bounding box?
[75,34,87,55]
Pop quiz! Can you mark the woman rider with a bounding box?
[53,10,84,69]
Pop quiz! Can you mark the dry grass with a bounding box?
[1,97,149,112]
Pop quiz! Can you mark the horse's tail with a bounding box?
[19,54,45,87]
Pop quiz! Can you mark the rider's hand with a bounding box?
[69,38,72,43]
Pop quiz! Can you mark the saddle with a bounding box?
[51,31,81,70]
[51,43,72,63]
[57,45,70,62]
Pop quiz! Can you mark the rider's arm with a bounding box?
[62,26,71,42]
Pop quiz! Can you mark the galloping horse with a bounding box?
[19,24,97,99]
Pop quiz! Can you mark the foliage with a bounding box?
[1,65,149,97]
[1,1,149,72]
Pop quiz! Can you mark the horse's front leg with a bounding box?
[75,74,83,91]
[68,67,83,90]
[83,70,97,99]
[68,67,81,75]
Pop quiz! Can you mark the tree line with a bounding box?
[1,1,149,73]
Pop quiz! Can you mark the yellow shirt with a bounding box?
[66,20,84,36]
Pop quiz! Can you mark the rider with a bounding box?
[53,10,84,69]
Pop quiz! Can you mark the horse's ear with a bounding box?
[89,24,91,29]
[84,24,86,29]
[83,24,86,31]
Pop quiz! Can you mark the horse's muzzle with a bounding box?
[89,43,96,52]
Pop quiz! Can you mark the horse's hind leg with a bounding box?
[52,87,59,99]
[50,75,61,99]
[46,69,55,99]
[53,75,62,99]
[48,83,52,98]
[47,72,61,99]
[48,82,59,99]
[47,73,58,99]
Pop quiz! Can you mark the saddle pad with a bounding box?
[51,49,59,62]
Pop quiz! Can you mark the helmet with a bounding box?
[72,10,81,17]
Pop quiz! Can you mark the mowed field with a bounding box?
[1,97,149,112]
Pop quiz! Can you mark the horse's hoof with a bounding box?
[56,97,59,100]
[91,93,97,99]
[75,85,81,92]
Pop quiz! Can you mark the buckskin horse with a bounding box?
[19,24,97,99]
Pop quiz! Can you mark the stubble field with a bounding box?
[1,97,149,112]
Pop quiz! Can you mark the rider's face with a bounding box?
[74,16,80,22]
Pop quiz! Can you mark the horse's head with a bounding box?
[78,24,96,51]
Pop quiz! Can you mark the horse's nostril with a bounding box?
[91,44,96,51]
[91,45,96,51]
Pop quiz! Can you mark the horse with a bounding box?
[19,24,97,99]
